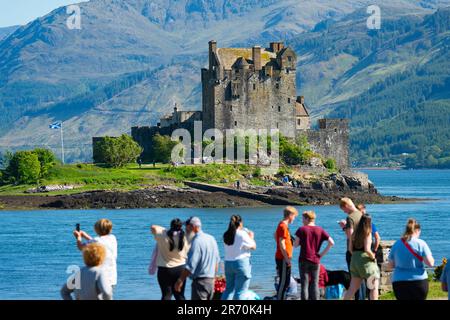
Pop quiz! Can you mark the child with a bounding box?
[74,219,118,289]
[61,243,113,300]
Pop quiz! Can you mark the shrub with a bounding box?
[253,167,262,178]
[325,158,337,171]
[96,135,143,168]
[280,136,308,165]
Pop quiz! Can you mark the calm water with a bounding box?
[0,170,449,300]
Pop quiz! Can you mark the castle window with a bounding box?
[278,106,281,112]
[230,106,233,111]
[288,56,292,62]
[276,123,279,128]
[253,84,256,90]
[288,98,291,103]
[276,83,280,89]
[235,121,238,126]
[297,119,301,126]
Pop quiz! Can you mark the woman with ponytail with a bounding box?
[388,218,435,300]
[222,215,256,300]
[151,219,190,300]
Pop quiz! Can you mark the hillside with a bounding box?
[0,0,449,166]
[322,8,450,168]
[0,26,19,40]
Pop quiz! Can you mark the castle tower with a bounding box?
[201,41,300,138]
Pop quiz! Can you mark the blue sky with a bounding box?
[0,0,87,27]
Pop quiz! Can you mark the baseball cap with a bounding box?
[185,216,202,227]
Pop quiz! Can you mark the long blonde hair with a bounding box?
[402,218,421,241]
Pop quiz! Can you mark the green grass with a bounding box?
[159,163,255,185]
[0,163,267,196]
[380,280,447,300]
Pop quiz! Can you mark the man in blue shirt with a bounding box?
[175,217,220,300]
[441,262,450,300]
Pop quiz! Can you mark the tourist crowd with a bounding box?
[61,197,449,301]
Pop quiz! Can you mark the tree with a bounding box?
[0,150,13,169]
[33,148,57,178]
[152,134,180,163]
[96,135,143,168]
[7,151,41,184]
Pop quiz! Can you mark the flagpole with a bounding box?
[60,122,65,165]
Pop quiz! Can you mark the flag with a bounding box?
[49,122,62,130]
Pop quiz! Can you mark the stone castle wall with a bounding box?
[305,119,350,169]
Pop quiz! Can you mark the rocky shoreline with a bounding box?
[0,169,429,210]
[0,180,425,211]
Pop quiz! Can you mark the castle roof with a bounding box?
[296,102,309,117]
[216,48,276,70]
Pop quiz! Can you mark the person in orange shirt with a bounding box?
[274,206,299,300]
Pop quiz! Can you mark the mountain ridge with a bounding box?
[0,0,449,166]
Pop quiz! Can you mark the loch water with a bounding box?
[0,169,449,299]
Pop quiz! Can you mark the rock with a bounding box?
[308,157,323,168]
[312,180,326,190]
[330,173,349,189]
[25,185,78,193]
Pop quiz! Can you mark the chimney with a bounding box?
[297,96,305,105]
[270,42,284,54]
[209,40,217,70]
[252,46,262,71]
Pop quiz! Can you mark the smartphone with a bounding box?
[76,224,81,232]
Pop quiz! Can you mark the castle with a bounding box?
[96,41,350,169]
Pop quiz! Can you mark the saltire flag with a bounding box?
[49,122,62,129]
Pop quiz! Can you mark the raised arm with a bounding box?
[242,231,256,250]
[151,225,165,236]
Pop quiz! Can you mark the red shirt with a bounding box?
[275,221,293,260]
[295,225,330,264]
[319,264,329,288]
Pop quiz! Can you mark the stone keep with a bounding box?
[202,41,300,138]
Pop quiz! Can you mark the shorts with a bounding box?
[350,251,380,279]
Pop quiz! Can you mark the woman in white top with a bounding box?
[222,215,256,300]
[74,219,118,289]
[151,218,190,300]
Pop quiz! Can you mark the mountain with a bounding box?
[288,7,450,167]
[0,0,449,164]
[0,26,19,41]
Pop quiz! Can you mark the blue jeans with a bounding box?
[222,257,252,300]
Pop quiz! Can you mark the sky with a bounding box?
[0,0,87,27]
